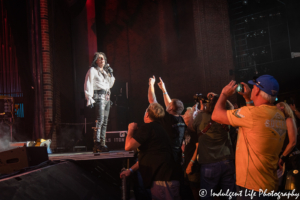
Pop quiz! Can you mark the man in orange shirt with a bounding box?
[212,75,287,200]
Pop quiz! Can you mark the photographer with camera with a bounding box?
[212,75,287,199]
[188,92,236,200]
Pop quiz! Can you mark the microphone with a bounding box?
[104,63,110,71]
[104,63,113,75]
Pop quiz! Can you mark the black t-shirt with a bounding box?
[182,128,198,170]
[157,112,186,162]
[132,121,174,188]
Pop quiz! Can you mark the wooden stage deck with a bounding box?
[48,150,135,161]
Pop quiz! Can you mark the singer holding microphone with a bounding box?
[84,52,115,153]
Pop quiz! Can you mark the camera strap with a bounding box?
[198,120,229,136]
[198,120,214,136]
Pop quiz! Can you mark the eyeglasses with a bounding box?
[252,76,264,88]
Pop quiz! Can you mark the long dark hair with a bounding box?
[91,52,107,68]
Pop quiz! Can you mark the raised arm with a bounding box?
[148,76,157,104]
[157,77,171,108]
[212,80,237,125]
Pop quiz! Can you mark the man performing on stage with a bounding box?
[84,52,115,153]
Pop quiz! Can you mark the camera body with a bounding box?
[193,93,210,110]
[193,93,209,103]
[236,83,244,93]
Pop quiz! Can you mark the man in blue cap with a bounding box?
[212,75,287,200]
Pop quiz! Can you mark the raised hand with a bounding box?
[149,75,156,86]
[238,82,251,101]
[221,80,238,97]
[157,77,166,92]
[207,92,218,100]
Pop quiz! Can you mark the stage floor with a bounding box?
[48,150,134,161]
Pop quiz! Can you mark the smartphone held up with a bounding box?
[236,83,244,93]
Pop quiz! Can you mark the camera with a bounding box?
[236,83,244,93]
[193,93,209,103]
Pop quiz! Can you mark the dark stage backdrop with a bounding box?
[93,0,235,124]
[2,0,235,146]
[228,0,300,106]
[0,0,34,141]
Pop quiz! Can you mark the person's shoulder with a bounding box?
[140,122,152,129]
[198,112,210,120]
[90,67,97,72]
[234,106,253,113]
[228,106,252,120]
[201,112,211,117]
[86,67,95,74]
[164,111,171,117]
[158,111,171,122]
[263,105,285,118]
[152,121,169,134]
[194,110,204,118]
[167,112,181,120]
[151,121,163,127]
[135,123,153,134]
[255,104,280,113]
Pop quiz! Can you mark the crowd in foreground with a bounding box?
[120,74,300,200]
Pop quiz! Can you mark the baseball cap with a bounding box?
[248,75,279,96]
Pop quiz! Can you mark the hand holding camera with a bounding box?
[207,92,218,101]
[236,82,251,101]
[221,80,238,97]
